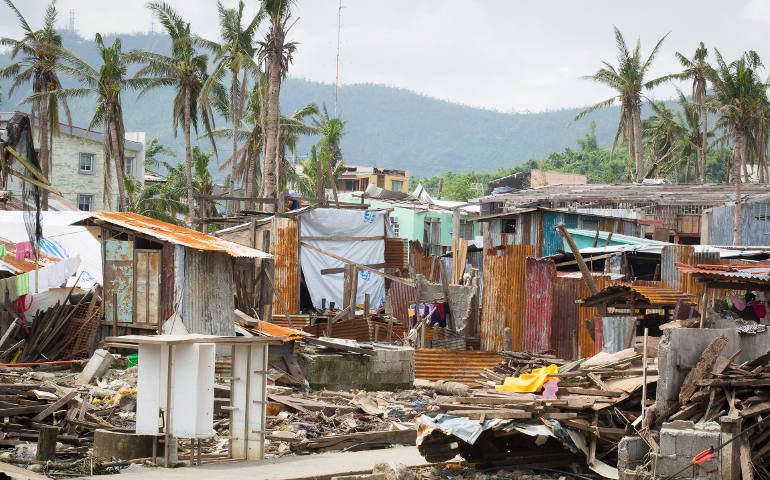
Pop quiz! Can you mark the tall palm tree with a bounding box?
[676,42,710,183]
[0,0,73,209]
[257,0,297,212]
[642,99,695,180]
[294,145,344,200]
[706,50,769,244]
[134,2,223,225]
[313,103,347,169]
[575,26,674,182]
[21,34,149,211]
[197,0,261,214]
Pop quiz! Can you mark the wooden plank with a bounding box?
[300,241,416,287]
[31,391,78,422]
[300,236,385,242]
[0,404,48,416]
[563,387,622,398]
[320,263,385,275]
[445,409,532,419]
[678,334,729,405]
[587,373,610,391]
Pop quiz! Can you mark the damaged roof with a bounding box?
[76,212,272,259]
[675,263,770,283]
[582,284,694,307]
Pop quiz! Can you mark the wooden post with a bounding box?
[316,159,325,206]
[699,288,708,328]
[592,229,600,247]
[556,223,599,295]
[364,293,370,319]
[326,165,339,208]
[36,425,57,461]
[349,267,359,320]
[641,327,649,418]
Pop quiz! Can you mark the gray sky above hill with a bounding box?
[2,0,770,113]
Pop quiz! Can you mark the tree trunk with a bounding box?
[700,104,708,183]
[685,155,691,184]
[632,104,645,182]
[183,90,196,227]
[228,68,239,216]
[733,131,745,246]
[38,99,50,209]
[262,34,282,213]
[625,110,635,178]
[108,117,127,212]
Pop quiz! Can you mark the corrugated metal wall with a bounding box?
[542,212,578,257]
[661,245,695,291]
[182,249,235,336]
[577,275,606,358]
[388,281,417,325]
[384,237,408,270]
[710,202,770,246]
[524,257,556,352]
[480,244,533,351]
[272,217,300,314]
[601,316,635,353]
[550,275,608,360]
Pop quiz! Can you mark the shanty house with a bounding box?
[75,212,273,336]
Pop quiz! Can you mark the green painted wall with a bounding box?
[365,199,479,246]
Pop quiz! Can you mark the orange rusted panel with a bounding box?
[480,244,534,351]
[414,348,503,385]
[524,257,556,352]
[271,217,300,314]
[577,275,606,358]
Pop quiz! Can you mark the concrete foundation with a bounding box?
[76,349,113,385]
[618,436,650,480]
[656,328,770,413]
[93,429,163,460]
[414,274,479,337]
[652,421,721,479]
[298,346,414,391]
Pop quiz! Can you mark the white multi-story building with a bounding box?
[9,120,145,211]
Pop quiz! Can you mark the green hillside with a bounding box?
[0,31,626,179]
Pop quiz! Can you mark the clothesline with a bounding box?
[0,255,80,305]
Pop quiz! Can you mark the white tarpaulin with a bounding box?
[0,211,102,288]
[300,208,387,310]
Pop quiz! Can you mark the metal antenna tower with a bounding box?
[68,9,75,32]
[334,0,343,116]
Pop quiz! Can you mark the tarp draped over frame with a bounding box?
[300,208,388,311]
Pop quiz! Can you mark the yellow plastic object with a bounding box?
[495,364,559,393]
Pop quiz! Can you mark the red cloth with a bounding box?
[751,301,767,319]
[15,241,33,261]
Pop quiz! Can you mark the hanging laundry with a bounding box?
[732,294,747,311]
[15,241,34,261]
[47,261,67,288]
[16,272,29,296]
[0,277,19,304]
[751,301,767,319]
[28,269,49,294]
[0,245,6,259]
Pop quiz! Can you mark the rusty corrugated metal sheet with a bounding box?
[480,244,533,351]
[182,249,235,336]
[272,217,299,314]
[414,349,502,385]
[388,281,417,325]
[409,241,440,282]
[524,257,556,352]
[577,275,606,358]
[161,243,175,323]
[385,237,408,270]
[661,245,695,291]
[601,316,635,353]
[303,317,410,342]
[81,212,271,258]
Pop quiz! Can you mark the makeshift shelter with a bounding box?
[75,212,273,336]
[216,207,405,316]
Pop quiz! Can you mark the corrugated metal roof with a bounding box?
[0,239,62,274]
[582,284,694,307]
[76,212,272,259]
[414,348,502,385]
[675,263,770,282]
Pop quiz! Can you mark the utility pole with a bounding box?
[334,0,343,116]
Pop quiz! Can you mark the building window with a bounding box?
[754,202,770,221]
[391,217,400,236]
[678,204,708,215]
[77,194,93,211]
[124,157,134,178]
[79,153,94,174]
[391,180,403,192]
[458,220,474,240]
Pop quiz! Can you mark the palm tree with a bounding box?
[313,103,347,169]
[21,34,149,211]
[575,26,674,182]
[197,0,261,214]
[676,42,710,183]
[257,0,298,212]
[0,0,73,209]
[134,1,222,225]
[706,50,769,244]
[642,99,695,180]
[294,145,344,200]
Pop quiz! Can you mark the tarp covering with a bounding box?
[300,208,387,310]
[0,211,101,288]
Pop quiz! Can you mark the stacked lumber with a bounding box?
[658,336,770,478]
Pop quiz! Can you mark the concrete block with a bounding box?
[298,347,414,391]
[75,349,113,385]
[93,429,163,460]
[653,421,721,478]
[618,436,649,480]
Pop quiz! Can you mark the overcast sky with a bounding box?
[3,0,770,113]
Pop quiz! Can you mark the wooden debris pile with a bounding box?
[655,335,770,478]
[479,351,568,384]
[0,291,101,363]
[418,348,656,474]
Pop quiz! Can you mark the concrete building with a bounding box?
[337,165,409,193]
[9,121,145,211]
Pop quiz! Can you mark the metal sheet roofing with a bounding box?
[675,263,770,282]
[582,284,694,307]
[76,212,272,259]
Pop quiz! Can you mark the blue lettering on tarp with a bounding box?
[362,211,376,224]
[359,270,371,281]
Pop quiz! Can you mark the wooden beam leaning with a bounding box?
[300,241,416,287]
